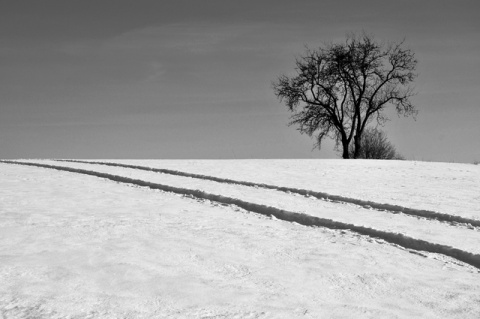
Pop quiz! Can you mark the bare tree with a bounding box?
[273,33,417,159]
[349,127,404,160]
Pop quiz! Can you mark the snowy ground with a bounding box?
[0,159,479,318]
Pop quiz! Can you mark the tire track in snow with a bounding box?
[58,159,480,229]
[3,160,480,271]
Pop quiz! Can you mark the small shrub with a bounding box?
[350,127,404,160]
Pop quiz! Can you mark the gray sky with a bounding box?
[1,0,479,162]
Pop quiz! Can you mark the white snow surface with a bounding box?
[105,159,480,220]
[1,159,479,318]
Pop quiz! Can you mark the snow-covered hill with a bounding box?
[1,159,479,318]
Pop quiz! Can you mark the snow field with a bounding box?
[104,159,480,220]
[1,160,480,318]
[58,160,480,227]
[13,160,480,264]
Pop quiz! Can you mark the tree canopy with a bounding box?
[273,33,417,159]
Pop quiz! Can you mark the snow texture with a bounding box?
[60,159,480,227]
[1,159,479,318]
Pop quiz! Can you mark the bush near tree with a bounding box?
[349,127,404,160]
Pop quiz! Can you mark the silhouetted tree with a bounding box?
[349,127,404,160]
[273,33,417,159]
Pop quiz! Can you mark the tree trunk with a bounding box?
[341,139,350,159]
[353,135,361,159]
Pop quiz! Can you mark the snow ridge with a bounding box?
[3,159,480,271]
[59,159,480,228]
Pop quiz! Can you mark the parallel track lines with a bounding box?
[2,159,480,271]
[59,159,480,228]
